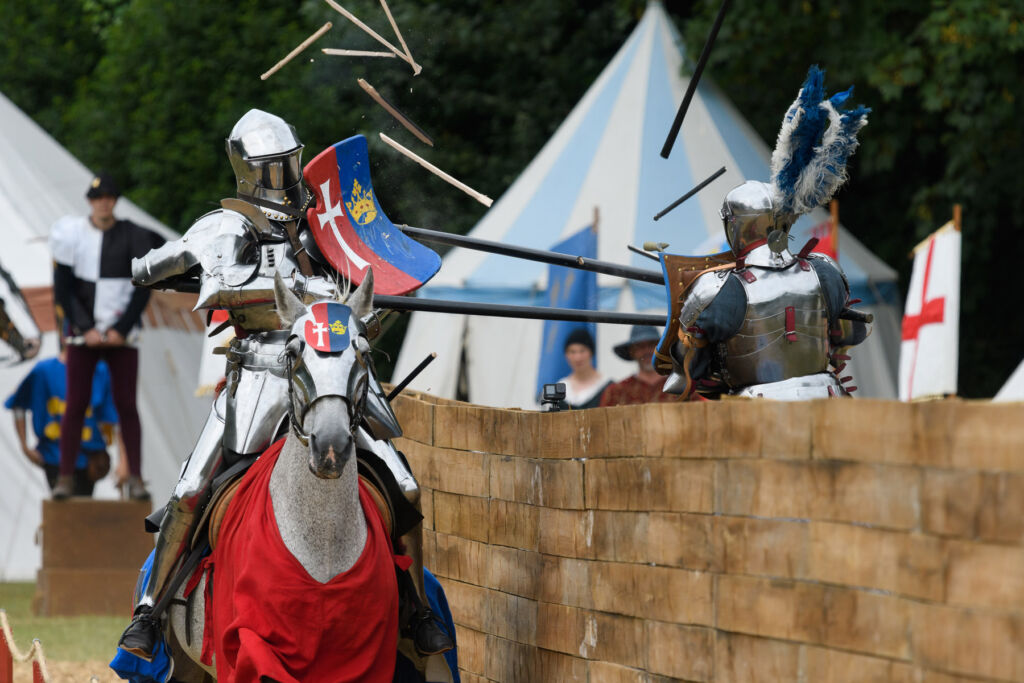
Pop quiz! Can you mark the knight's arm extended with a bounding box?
[664,273,745,399]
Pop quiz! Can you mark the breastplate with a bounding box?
[721,265,830,388]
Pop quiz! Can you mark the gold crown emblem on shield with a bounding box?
[330,319,347,336]
[344,179,377,226]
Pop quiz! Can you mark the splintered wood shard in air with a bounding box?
[322,48,396,58]
[322,0,422,75]
[261,22,333,81]
[378,0,417,69]
[358,79,434,146]
[380,133,492,207]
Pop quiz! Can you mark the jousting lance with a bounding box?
[371,295,664,326]
[653,166,727,221]
[397,225,665,285]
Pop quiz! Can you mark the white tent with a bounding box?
[0,91,209,580]
[994,359,1024,402]
[394,2,901,408]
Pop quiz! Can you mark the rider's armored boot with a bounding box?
[402,523,454,656]
[119,403,227,660]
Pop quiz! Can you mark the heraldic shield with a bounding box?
[303,134,441,296]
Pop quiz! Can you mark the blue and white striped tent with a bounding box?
[395,2,900,408]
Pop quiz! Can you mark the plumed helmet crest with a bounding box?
[769,66,870,216]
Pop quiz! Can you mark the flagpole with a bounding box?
[953,204,962,231]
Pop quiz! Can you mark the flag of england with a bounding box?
[898,222,960,401]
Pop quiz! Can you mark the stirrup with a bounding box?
[412,608,454,656]
[118,607,160,662]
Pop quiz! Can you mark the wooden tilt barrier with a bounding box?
[391,393,1024,683]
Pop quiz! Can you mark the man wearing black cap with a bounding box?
[599,325,677,407]
[48,172,164,500]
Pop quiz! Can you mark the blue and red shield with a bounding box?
[303,302,352,353]
[303,135,441,296]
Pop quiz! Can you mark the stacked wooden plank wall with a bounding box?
[392,394,1024,683]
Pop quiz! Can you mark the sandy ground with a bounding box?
[13,659,121,682]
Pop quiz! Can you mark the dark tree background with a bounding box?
[1,0,1020,394]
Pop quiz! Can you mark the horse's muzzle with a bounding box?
[307,433,353,479]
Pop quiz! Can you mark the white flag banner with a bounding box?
[898,222,961,401]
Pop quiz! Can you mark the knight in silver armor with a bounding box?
[0,259,41,362]
[119,109,451,660]
[663,180,868,401]
[662,67,872,401]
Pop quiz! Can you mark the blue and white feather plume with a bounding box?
[769,66,870,217]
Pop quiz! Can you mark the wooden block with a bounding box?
[647,513,719,571]
[486,591,538,645]
[714,633,799,683]
[716,574,825,644]
[409,443,490,496]
[489,456,585,509]
[910,602,1024,681]
[435,404,523,456]
[586,661,650,683]
[590,562,713,625]
[813,399,918,466]
[920,469,983,538]
[757,399,813,460]
[538,410,592,460]
[41,500,153,569]
[440,578,489,632]
[808,522,945,602]
[457,627,488,675]
[977,472,1024,544]
[537,555,595,609]
[538,510,652,564]
[643,401,709,459]
[603,405,649,457]
[535,602,586,656]
[718,516,809,580]
[820,583,910,659]
[705,400,765,458]
[716,460,918,529]
[489,499,539,551]
[34,568,139,616]
[487,545,544,600]
[484,634,534,682]
[801,646,917,682]
[646,622,713,681]
[948,402,1024,472]
[458,672,490,683]
[390,393,433,445]
[433,491,489,543]
[535,647,588,682]
[588,612,648,668]
[945,540,1024,610]
[584,458,713,512]
[432,533,490,585]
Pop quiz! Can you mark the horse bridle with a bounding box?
[285,338,370,447]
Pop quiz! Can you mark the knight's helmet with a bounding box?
[720,181,794,256]
[226,109,308,216]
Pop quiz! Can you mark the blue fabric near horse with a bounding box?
[110,551,173,683]
[394,568,460,683]
[111,552,459,683]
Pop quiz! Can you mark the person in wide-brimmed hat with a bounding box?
[599,325,677,406]
[553,328,612,410]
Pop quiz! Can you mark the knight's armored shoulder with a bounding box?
[805,252,850,293]
[679,270,731,329]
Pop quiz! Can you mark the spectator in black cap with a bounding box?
[47,172,165,500]
[599,325,677,407]
[552,327,612,410]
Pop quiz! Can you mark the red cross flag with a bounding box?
[898,221,961,401]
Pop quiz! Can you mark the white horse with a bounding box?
[167,272,402,682]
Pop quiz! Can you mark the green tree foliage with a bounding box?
[2,0,1019,394]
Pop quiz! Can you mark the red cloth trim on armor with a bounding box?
[797,238,819,258]
[798,259,811,271]
[205,437,399,682]
[785,306,797,342]
[740,270,757,283]
[735,238,768,259]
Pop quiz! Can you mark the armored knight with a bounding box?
[0,259,41,362]
[658,67,872,400]
[118,109,452,659]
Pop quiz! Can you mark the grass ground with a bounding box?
[1,582,122,681]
